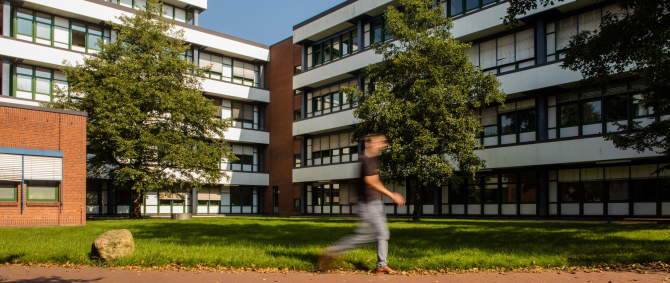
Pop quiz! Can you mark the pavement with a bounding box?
[0,266,669,283]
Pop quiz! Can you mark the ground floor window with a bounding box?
[26,181,59,202]
[0,181,18,201]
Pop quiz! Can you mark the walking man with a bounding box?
[319,133,405,274]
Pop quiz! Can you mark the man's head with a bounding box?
[363,133,388,157]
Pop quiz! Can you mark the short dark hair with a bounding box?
[362,133,385,144]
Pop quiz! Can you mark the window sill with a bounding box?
[0,201,19,207]
[300,160,359,169]
[299,107,358,122]
[26,202,60,207]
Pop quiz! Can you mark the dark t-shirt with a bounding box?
[357,154,381,202]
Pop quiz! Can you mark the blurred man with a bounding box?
[319,133,405,274]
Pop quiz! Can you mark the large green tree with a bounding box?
[505,0,670,171]
[48,0,234,218]
[345,0,505,221]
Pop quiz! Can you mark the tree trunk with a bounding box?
[130,190,143,219]
[412,183,421,221]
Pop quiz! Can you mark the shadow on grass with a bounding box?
[125,218,670,266]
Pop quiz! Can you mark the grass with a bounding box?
[0,217,669,271]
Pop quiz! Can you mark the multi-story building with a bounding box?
[283,0,670,218]
[0,0,272,221]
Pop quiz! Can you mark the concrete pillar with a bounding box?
[537,170,549,216]
[433,185,440,215]
[301,184,306,214]
[535,18,546,65]
[2,59,10,96]
[357,18,364,52]
[191,187,198,215]
[301,43,308,73]
[259,63,265,89]
[193,9,199,26]
[537,94,548,141]
[3,1,10,37]
[193,47,199,67]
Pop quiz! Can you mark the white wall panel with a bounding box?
[561,203,579,215]
[484,204,498,215]
[608,203,628,215]
[467,204,481,215]
[549,203,557,215]
[293,0,395,43]
[22,0,266,61]
[663,202,670,216]
[634,203,656,215]
[476,136,661,170]
[220,127,269,144]
[501,204,516,215]
[0,37,85,68]
[202,79,270,103]
[422,205,434,214]
[294,48,382,89]
[219,172,269,186]
[451,204,464,214]
[520,204,536,215]
[293,109,359,136]
[583,203,603,215]
[293,163,359,183]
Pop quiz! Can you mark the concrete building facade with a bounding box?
[286,0,670,218]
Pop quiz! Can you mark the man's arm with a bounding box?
[364,174,405,206]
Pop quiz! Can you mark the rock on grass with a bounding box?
[91,229,135,261]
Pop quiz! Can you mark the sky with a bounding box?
[199,0,347,46]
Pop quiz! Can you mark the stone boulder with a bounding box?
[91,229,135,261]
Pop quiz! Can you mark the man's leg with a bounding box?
[369,200,390,268]
[329,202,377,254]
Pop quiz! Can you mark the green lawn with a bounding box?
[0,217,668,271]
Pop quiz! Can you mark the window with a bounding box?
[547,4,626,61]
[467,178,481,204]
[223,186,258,213]
[553,83,632,138]
[479,99,536,146]
[294,154,301,168]
[308,28,359,69]
[294,65,302,74]
[307,79,358,117]
[307,132,358,166]
[501,173,516,203]
[520,172,536,203]
[293,198,301,210]
[224,144,260,172]
[13,8,110,52]
[13,64,68,102]
[450,181,465,204]
[217,99,260,129]
[27,181,59,202]
[632,179,656,202]
[0,181,18,201]
[583,181,603,202]
[608,180,628,201]
[560,182,580,202]
[466,28,535,73]
[483,175,498,204]
[197,186,221,206]
[439,0,501,18]
[294,89,303,96]
[199,52,259,87]
[632,94,654,118]
[294,110,302,121]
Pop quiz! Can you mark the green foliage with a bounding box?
[506,0,670,172]
[343,0,505,218]
[46,0,234,217]
[0,218,668,271]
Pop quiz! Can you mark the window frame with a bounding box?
[26,181,60,202]
[0,182,19,202]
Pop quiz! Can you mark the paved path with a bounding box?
[0,266,668,283]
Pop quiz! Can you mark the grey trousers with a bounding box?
[330,199,390,268]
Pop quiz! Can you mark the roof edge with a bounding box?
[293,0,358,31]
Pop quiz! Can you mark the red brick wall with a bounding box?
[0,104,87,227]
[266,38,303,215]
